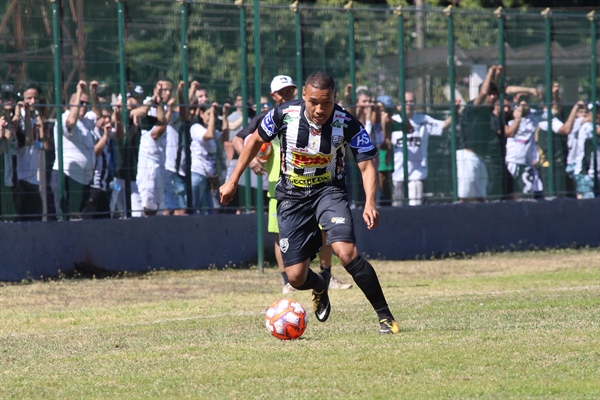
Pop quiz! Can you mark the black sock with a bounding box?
[344,255,394,321]
[320,266,331,271]
[281,272,289,285]
[290,268,326,292]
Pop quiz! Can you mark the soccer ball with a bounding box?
[265,298,308,340]
[244,132,272,161]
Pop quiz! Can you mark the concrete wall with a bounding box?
[1,198,599,281]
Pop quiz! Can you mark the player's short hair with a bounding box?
[305,72,335,92]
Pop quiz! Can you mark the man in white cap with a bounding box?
[232,75,352,295]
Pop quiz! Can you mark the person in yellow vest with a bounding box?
[232,75,352,295]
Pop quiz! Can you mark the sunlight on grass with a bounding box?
[1,248,599,398]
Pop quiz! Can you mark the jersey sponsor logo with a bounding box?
[282,107,300,114]
[283,114,297,124]
[331,134,344,148]
[333,112,352,121]
[349,128,375,153]
[331,217,346,224]
[279,238,289,253]
[291,152,332,168]
[288,172,332,187]
[330,120,348,129]
[290,146,309,153]
[260,110,276,137]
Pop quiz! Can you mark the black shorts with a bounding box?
[277,185,355,267]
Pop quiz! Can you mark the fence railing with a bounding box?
[0,1,599,223]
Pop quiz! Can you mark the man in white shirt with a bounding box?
[567,103,600,199]
[51,80,96,219]
[131,80,176,216]
[390,91,456,206]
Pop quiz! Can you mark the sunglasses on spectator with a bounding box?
[80,101,88,106]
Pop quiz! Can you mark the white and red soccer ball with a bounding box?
[244,132,272,162]
[265,298,308,340]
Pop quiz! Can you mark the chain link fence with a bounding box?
[0,0,598,220]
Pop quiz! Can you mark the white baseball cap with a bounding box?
[270,75,296,93]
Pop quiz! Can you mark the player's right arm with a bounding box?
[219,131,265,205]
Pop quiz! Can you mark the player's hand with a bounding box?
[219,180,238,205]
[362,204,379,230]
[249,157,266,175]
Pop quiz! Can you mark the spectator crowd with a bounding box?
[0,68,599,221]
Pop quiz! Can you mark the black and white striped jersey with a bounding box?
[257,99,377,198]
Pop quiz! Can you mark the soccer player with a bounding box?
[220,71,399,334]
[232,75,352,294]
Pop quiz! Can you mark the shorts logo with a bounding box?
[291,152,332,168]
[331,217,346,224]
[279,238,289,253]
[349,128,375,153]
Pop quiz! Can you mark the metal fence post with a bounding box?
[589,10,598,194]
[235,0,252,213]
[445,5,458,203]
[346,1,356,104]
[178,0,192,211]
[496,7,505,130]
[116,0,131,217]
[345,1,359,206]
[495,7,507,199]
[253,0,264,273]
[291,1,303,98]
[50,0,64,221]
[395,6,409,204]
[543,7,554,197]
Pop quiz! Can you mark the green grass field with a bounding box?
[1,248,599,399]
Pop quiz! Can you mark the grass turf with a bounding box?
[1,248,599,398]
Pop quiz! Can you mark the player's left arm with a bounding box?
[357,159,379,230]
[347,115,379,230]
